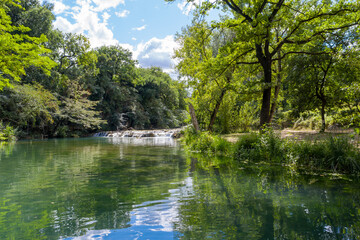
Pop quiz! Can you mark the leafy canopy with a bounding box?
[0,1,55,90]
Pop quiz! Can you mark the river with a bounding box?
[0,137,359,239]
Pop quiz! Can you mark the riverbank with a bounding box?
[222,128,359,142]
[183,128,360,175]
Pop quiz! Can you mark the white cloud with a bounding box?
[118,43,134,53]
[92,0,125,12]
[177,0,203,15]
[102,12,111,22]
[50,0,70,15]
[132,35,179,74]
[52,0,119,48]
[132,25,147,31]
[115,9,130,18]
[53,16,76,32]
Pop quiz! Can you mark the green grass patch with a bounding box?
[182,127,360,174]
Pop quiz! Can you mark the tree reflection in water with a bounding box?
[0,140,359,239]
[173,154,360,240]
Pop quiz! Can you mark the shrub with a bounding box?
[291,137,360,174]
[0,122,17,141]
[233,133,261,161]
[183,127,360,174]
[257,129,287,163]
[182,127,231,155]
[210,136,232,155]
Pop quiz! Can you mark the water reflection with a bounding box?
[107,137,178,147]
[0,139,360,239]
[64,177,194,240]
[172,155,360,239]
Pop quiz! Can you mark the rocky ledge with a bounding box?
[93,128,183,138]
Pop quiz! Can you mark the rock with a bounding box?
[141,132,156,137]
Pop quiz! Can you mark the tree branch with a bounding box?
[223,0,253,23]
[268,0,284,23]
[236,61,259,65]
[255,0,268,19]
[271,8,360,57]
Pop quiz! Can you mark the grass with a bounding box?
[182,127,360,174]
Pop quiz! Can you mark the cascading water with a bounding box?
[93,129,183,139]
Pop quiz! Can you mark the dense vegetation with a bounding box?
[168,0,360,134]
[0,1,187,140]
[1,0,360,143]
[183,128,360,174]
[165,0,360,174]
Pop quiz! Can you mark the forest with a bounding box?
[0,0,187,140]
[1,0,360,141]
[170,0,360,134]
[166,0,360,174]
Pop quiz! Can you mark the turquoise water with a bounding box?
[0,138,359,239]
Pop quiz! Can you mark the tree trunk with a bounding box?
[320,100,326,133]
[260,60,272,128]
[208,89,226,132]
[269,51,282,123]
[189,103,200,132]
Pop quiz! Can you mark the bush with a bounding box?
[292,137,360,174]
[233,133,261,162]
[183,127,360,174]
[292,110,335,130]
[182,127,231,155]
[210,136,232,155]
[0,122,17,141]
[257,129,288,163]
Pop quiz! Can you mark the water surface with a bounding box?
[0,138,359,239]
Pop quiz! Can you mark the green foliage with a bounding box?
[56,81,105,135]
[171,0,360,128]
[137,67,188,129]
[182,127,231,155]
[232,129,287,163]
[0,122,16,141]
[183,129,360,174]
[293,138,360,174]
[232,133,262,161]
[90,47,187,130]
[0,83,59,136]
[0,3,187,139]
[0,2,56,89]
[292,111,334,130]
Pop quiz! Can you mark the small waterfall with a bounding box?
[93,132,109,137]
[93,129,182,139]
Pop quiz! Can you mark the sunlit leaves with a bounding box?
[0,4,56,90]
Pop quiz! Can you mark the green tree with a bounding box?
[0,1,55,90]
[0,83,59,137]
[286,32,360,132]
[91,45,138,130]
[175,22,244,131]
[55,81,105,136]
[167,0,360,127]
[137,67,188,129]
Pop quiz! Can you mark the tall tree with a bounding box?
[91,45,138,130]
[286,30,360,132]
[175,22,240,131]
[0,1,55,90]
[167,0,360,127]
[137,67,188,129]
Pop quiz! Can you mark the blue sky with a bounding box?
[46,0,203,76]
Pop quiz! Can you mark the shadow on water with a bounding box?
[0,139,360,239]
